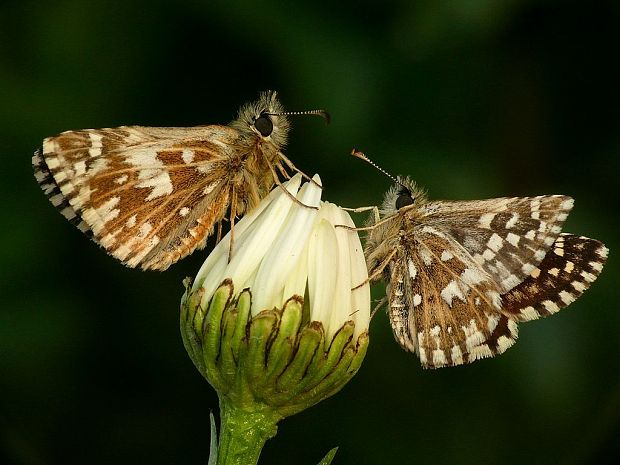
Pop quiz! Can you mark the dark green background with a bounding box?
[1,1,618,464]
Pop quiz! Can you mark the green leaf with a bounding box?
[208,411,218,465]
[317,447,338,465]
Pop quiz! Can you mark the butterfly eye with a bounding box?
[254,114,274,137]
[395,193,414,210]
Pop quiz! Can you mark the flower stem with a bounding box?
[216,396,282,465]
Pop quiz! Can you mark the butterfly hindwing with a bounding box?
[502,233,609,321]
[388,226,517,368]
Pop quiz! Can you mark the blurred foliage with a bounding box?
[1,0,619,464]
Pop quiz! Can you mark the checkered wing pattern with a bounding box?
[33,126,237,270]
[388,226,518,368]
[366,173,608,369]
[502,233,608,321]
[32,90,298,271]
[421,195,574,293]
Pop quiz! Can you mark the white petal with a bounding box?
[339,208,370,337]
[192,173,370,346]
[307,218,339,337]
[323,203,353,343]
[198,174,302,309]
[192,175,300,292]
[283,239,310,301]
[252,175,322,313]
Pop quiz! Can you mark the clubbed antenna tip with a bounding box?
[351,149,403,188]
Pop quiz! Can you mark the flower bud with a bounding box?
[180,174,370,463]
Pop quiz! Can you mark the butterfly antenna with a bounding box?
[351,149,407,189]
[267,109,331,124]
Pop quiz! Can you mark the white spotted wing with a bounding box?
[387,225,517,368]
[33,91,295,270]
[419,195,574,292]
[366,176,607,369]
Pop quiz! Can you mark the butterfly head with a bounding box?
[395,185,415,209]
[235,90,290,149]
[381,176,425,216]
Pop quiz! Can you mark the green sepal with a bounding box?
[282,348,355,417]
[274,321,323,395]
[266,297,302,379]
[244,310,279,387]
[180,279,207,377]
[180,281,370,465]
[202,280,234,393]
[230,290,252,359]
[309,331,370,405]
[301,320,355,390]
[219,307,240,388]
[346,331,369,376]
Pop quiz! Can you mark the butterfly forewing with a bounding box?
[36,126,238,270]
[421,195,574,293]
[33,147,90,234]
[389,226,517,368]
[33,91,296,270]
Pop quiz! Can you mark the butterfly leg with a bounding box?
[216,220,223,244]
[265,157,320,210]
[335,213,396,232]
[341,205,381,223]
[277,151,322,188]
[227,189,238,263]
[275,162,291,180]
[371,297,388,320]
[348,297,385,319]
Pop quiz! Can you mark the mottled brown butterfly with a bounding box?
[354,150,608,369]
[33,91,328,270]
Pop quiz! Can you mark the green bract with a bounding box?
[180,174,370,465]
